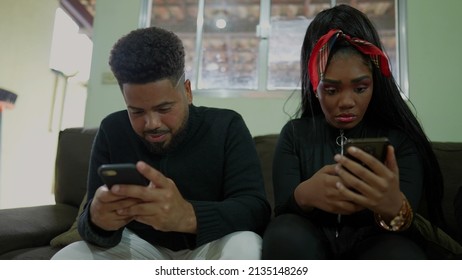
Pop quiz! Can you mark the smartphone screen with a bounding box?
[98,163,148,188]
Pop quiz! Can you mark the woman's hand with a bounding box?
[294,164,365,215]
[334,145,403,221]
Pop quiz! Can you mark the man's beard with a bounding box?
[140,116,189,155]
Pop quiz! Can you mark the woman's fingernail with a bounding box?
[348,146,357,153]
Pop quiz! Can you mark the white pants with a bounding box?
[52,230,262,260]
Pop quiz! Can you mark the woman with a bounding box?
[262,4,445,259]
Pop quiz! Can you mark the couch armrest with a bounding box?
[0,204,78,255]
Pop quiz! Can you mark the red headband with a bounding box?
[308,29,391,90]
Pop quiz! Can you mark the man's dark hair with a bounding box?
[109,26,185,87]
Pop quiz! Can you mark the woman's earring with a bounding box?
[314,92,318,98]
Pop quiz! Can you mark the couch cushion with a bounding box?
[50,194,87,248]
[0,204,77,256]
[0,246,60,260]
[454,186,462,242]
[409,213,462,259]
[54,127,97,208]
[431,142,462,243]
[254,134,278,215]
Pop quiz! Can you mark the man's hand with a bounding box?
[90,186,139,231]
[110,161,197,234]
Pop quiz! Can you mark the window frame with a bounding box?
[140,0,408,98]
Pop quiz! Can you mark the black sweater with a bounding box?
[78,105,271,251]
[273,116,423,227]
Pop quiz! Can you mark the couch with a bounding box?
[0,127,461,259]
[0,127,96,259]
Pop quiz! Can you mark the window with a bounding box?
[48,7,92,130]
[148,0,406,96]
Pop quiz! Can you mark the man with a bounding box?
[52,26,270,259]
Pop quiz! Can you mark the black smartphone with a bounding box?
[97,163,148,188]
[344,137,390,163]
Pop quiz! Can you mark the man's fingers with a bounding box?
[136,161,169,188]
